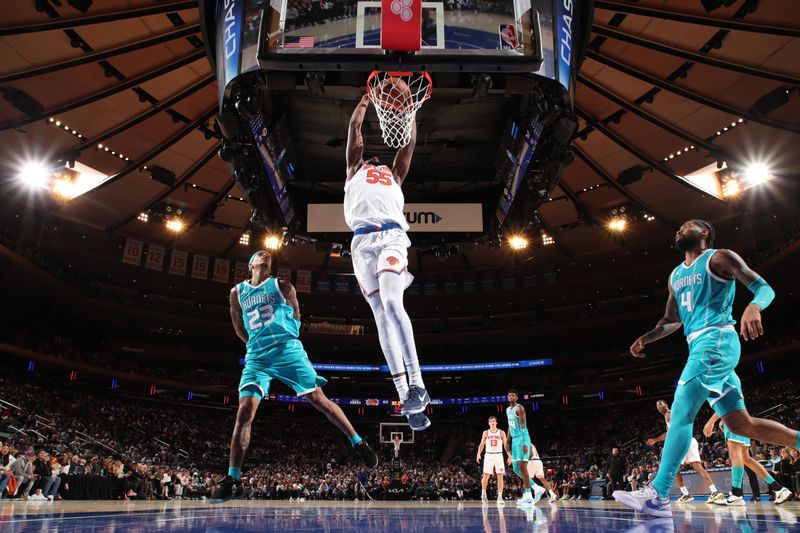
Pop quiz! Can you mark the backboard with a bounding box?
[258,0,544,72]
[379,422,415,444]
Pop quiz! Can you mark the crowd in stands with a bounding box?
[2,363,799,502]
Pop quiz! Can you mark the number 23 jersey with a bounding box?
[237,277,300,356]
[670,249,735,339]
[344,164,410,232]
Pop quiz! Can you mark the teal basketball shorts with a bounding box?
[511,434,532,462]
[723,425,751,446]
[238,339,327,399]
[678,326,746,417]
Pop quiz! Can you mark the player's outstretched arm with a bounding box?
[278,279,301,321]
[630,278,682,358]
[645,432,667,446]
[711,249,775,341]
[703,413,721,438]
[392,120,416,185]
[229,288,248,344]
[346,95,371,180]
[476,431,487,463]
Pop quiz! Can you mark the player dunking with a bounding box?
[476,416,507,504]
[345,94,430,431]
[614,219,800,518]
[505,389,546,506]
[645,399,724,503]
[703,413,793,506]
[215,251,378,500]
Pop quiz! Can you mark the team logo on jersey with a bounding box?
[387,256,399,266]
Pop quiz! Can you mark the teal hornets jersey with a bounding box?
[237,277,300,354]
[506,405,530,440]
[670,249,735,339]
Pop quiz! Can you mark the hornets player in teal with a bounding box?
[215,250,378,500]
[702,413,793,506]
[504,389,546,506]
[614,220,800,518]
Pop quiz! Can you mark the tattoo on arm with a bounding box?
[279,279,301,320]
[229,288,248,343]
[642,279,682,343]
[712,249,762,286]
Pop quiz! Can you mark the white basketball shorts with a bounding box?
[483,454,506,475]
[351,228,414,297]
[682,438,702,465]
[527,444,544,478]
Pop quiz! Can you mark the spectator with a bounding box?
[602,448,626,500]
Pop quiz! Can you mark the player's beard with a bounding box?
[675,233,698,252]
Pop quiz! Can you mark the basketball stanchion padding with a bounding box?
[366,70,431,148]
[381,0,421,52]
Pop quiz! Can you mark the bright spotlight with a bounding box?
[263,234,282,250]
[721,179,740,197]
[509,235,528,250]
[239,232,251,246]
[742,163,770,185]
[17,162,51,189]
[607,217,627,232]
[165,219,184,232]
[541,234,555,246]
[51,178,76,199]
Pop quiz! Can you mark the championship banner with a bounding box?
[145,244,165,271]
[314,272,331,292]
[523,267,537,288]
[191,254,209,280]
[462,272,476,293]
[307,203,483,233]
[169,250,188,276]
[480,270,497,292]
[122,238,143,266]
[502,269,517,290]
[443,273,457,295]
[334,274,351,294]
[277,267,292,282]
[234,261,249,282]
[296,270,312,293]
[423,274,437,296]
[213,258,230,283]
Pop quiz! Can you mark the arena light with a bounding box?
[742,163,771,186]
[51,177,76,199]
[607,217,627,232]
[541,233,554,246]
[137,212,149,222]
[721,179,740,198]
[508,235,528,250]
[165,219,185,232]
[263,234,282,250]
[239,232,251,246]
[17,161,51,189]
[644,214,656,222]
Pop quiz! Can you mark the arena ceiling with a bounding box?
[1,0,798,269]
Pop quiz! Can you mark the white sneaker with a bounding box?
[496,497,505,505]
[775,487,792,505]
[613,486,672,518]
[718,494,744,506]
[548,492,558,503]
[532,484,545,504]
[516,493,535,506]
[481,492,488,504]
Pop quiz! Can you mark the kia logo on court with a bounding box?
[391,0,413,21]
[405,211,442,224]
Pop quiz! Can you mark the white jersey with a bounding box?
[344,164,410,232]
[485,429,504,454]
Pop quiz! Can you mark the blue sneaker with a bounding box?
[401,386,431,415]
[407,412,431,431]
[613,486,672,518]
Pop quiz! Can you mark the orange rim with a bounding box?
[366,70,432,109]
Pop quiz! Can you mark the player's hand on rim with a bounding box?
[630,336,647,358]
[740,304,764,341]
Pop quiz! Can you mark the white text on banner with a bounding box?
[277,267,292,282]
[233,261,249,282]
[213,258,230,283]
[296,270,311,293]
[169,250,188,276]
[191,254,209,280]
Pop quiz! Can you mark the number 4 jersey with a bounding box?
[237,277,300,356]
[344,164,410,232]
[670,249,735,340]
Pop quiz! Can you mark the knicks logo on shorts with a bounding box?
[387,256,399,266]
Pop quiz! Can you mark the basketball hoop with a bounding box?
[366,71,432,149]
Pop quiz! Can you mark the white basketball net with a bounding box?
[366,71,432,149]
[392,437,403,456]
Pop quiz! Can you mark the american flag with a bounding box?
[284,35,315,48]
